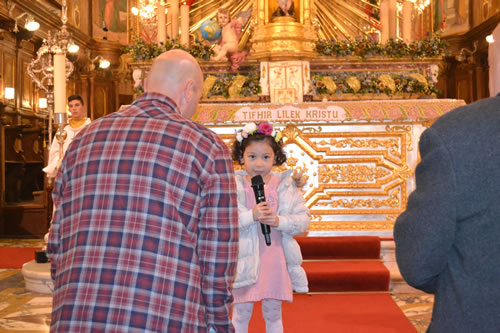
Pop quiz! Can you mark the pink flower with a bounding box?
[258,123,273,136]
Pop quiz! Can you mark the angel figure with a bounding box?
[211,8,252,71]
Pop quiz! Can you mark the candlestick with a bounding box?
[180,2,189,46]
[157,3,166,45]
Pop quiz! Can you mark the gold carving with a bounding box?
[229,75,247,98]
[319,165,390,184]
[346,76,361,92]
[317,189,400,209]
[394,165,413,180]
[202,75,217,99]
[378,74,396,93]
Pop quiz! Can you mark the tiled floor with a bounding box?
[0,240,433,332]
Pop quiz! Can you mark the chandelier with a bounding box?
[408,0,431,13]
[132,0,164,20]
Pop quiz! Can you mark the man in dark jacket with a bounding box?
[394,94,500,332]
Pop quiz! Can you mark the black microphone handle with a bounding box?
[261,223,271,246]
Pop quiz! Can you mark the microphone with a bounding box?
[251,175,271,246]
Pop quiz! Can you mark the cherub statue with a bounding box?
[211,8,252,71]
[272,0,295,19]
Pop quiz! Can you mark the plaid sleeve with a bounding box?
[197,145,238,332]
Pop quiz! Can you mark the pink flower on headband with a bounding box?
[258,123,273,136]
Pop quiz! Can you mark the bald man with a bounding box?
[47,50,239,332]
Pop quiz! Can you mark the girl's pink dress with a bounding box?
[232,175,293,303]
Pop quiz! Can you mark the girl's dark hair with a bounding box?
[232,133,287,166]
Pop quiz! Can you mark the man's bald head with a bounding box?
[144,49,204,118]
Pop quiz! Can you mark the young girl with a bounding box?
[231,122,310,332]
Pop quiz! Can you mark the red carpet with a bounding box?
[303,260,390,292]
[0,247,40,268]
[297,236,390,292]
[297,236,381,259]
[249,293,417,333]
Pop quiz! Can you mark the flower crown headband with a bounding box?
[236,122,283,143]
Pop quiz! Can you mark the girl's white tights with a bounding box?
[232,299,283,333]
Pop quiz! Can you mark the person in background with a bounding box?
[394,94,500,332]
[230,122,310,333]
[47,49,239,332]
[42,95,91,179]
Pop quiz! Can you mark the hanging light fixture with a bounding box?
[408,0,431,13]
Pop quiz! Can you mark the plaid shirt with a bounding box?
[47,93,239,332]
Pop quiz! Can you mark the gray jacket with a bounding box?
[394,94,500,332]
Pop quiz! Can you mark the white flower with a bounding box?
[236,132,243,142]
[243,122,257,134]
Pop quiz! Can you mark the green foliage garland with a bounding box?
[206,66,261,99]
[311,72,439,97]
[316,35,449,60]
[123,35,214,62]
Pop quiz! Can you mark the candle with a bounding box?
[402,0,413,42]
[157,3,166,45]
[388,0,397,40]
[180,2,189,46]
[171,0,179,39]
[380,0,389,44]
[53,52,66,115]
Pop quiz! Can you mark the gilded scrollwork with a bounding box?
[318,165,390,184]
[206,117,421,232]
[386,125,413,151]
[316,188,400,209]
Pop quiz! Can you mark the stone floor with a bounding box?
[0,239,433,332]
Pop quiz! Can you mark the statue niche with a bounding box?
[251,0,316,61]
[271,0,299,22]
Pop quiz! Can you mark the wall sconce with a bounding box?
[13,13,40,32]
[39,97,47,109]
[4,87,15,100]
[68,40,80,53]
[456,41,478,62]
[91,55,111,69]
[486,35,495,44]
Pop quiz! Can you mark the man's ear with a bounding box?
[183,80,195,101]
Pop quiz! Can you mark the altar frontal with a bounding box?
[195,99,465,236]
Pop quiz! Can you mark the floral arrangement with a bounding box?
[311,71,439,97]
[236,122,282,143]
[315,35,449,60]
[123,35,214,62]
[206,67,261,98]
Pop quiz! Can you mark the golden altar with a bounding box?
[124,0,461,236]
[194,98,465,236]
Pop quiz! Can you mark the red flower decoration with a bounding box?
[258,123,273,136]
